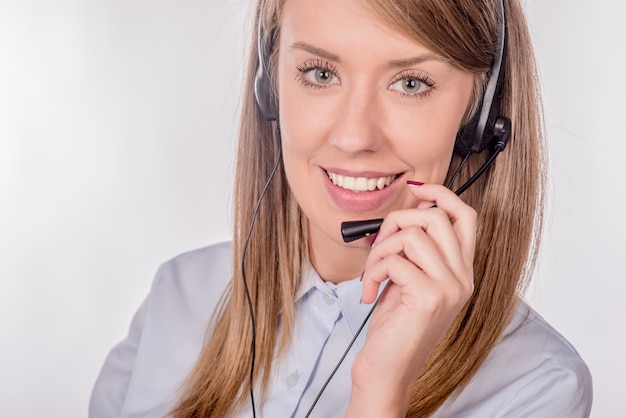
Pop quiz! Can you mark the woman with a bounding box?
[90,0,592,416]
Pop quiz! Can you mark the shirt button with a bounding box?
[323,294,335,305]
[287,371,299,388]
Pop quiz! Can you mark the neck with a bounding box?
[308,224,370,284]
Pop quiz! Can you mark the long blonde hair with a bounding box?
[173,0,545,416]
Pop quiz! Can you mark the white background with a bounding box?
[0,0,623,416]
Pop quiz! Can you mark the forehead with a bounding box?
[278,0,437,60]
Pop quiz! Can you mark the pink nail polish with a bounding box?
[407,180,424,186]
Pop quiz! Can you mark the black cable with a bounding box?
[446,151,472,190]
[242,148,283,418]
[453,144,504,197]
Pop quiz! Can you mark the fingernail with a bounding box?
[369,232,379,247]
[407,180,424,186]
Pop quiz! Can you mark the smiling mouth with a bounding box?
[326,170,399,193]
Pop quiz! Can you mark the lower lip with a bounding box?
[320,168,403,212]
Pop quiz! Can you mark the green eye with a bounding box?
[314,69,333,84]
[296,60,340,88]
[402,78,422,92]
[389,72,435,98]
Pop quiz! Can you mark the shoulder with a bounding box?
[92,241,234,418]
[142,240,234,354]
[494,303,593,416]
[152,240,233,292]
[435,302,592,417]
[499,302,584,366]
[147,241,233,312]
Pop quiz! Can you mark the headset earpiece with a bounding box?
[254,21,278,121]
[455,0,509,157]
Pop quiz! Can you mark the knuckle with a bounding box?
[458,273,475,302]
[386,253,406,270]
[450,282,466,306]
[426,206,450,222]
[403,225,424,240]
[466,271,475,293]
[383,210,402,226]
[463,205,478,225]
[429,207,447,220]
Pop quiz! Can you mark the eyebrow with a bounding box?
[386,54,446,68]
[291,41,445,67]
[291,42,341,62]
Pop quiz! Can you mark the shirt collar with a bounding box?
[295,263,380,350]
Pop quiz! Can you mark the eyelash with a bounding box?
[295,59,340,89]
[388,70,437,99]
[295,61,437,99]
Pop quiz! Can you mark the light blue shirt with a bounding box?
[90,242,592,417]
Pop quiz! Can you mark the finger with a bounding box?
[361,253,423,304]
[364,226,471,303]
[361,253,468,310]
[405,182,477,268]
[371,209,468,281]
[368,225,463,286]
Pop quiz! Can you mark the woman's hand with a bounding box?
[346,183,477,417]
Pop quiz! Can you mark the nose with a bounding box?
[328,88,384,155]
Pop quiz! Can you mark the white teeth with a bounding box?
[343,176,356,190]
[327,171,396,192]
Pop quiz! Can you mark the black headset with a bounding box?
[455,0,510,158]
[254,15,278,121]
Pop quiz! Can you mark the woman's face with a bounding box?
[277,0,474,261]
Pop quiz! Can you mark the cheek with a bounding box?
[278,89,325,196]
[393,84,473,181]
[279,82,327,157]
[384,110,460,181]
